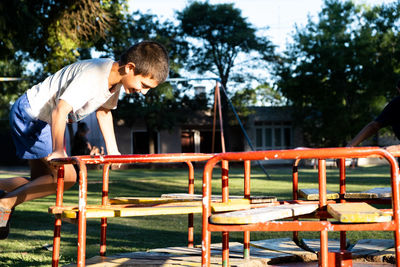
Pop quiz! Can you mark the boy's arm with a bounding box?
[47,100,73,160]
[96,107,120,155]
[347,121,382,147]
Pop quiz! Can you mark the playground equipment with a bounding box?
[49,153,275,267]
[48,147,400,266]
[49,153,213,267]
[201,147,400,267]
[167,77,270,178]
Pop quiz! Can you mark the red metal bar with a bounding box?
[292,159,300,200]
[292,159,301,243]
[51,153,213,166]
[211,82,218,153]
[100,163,110,256]
[319,159,328,267]
[243,160,251,259]
[221,160,229,266]
[389,158,400,266]
[201,147,400,267]
[202,155,214,267]
[199,147,394,162]
[221,160,229,203]
[208,221,396,232]
[77,161,88,267]
[50,153,215,267]
[52,166,65,267]
[222,231,229,267]
[186,161,195,248]
[339,158,346,201]
[339,158,347,251]
[244,160,251,199]
[216,83,226,153]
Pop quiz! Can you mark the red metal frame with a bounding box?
[201,147,400,267]
[50,153,213,267]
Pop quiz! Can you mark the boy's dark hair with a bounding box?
[120,41,169,84]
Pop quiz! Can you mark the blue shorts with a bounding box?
[9,94,52,159]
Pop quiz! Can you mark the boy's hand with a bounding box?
[108,150,122,169]
[107,150,121,156]
[46,150,68,161]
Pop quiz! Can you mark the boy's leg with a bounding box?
[0,177,30,193]
[0,158,77,210]
[0,159,76,239]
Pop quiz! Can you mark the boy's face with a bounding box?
[121,63,158,95]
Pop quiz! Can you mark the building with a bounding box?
[73,106,302,158]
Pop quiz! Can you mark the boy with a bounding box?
[0,41,169,239]
[348,80,400,149]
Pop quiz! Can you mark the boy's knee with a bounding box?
[63,165,77,189]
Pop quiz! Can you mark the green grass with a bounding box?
[0,164,395,266]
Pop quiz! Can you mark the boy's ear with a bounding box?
[125,62,135,74]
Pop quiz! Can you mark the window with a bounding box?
[255,122,292,150]
[181,130,222,153]
[132,131,159,154]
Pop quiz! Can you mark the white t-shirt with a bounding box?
[26,58,121,123]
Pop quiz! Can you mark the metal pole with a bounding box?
[216,83,226,153]
[218,83,270,178]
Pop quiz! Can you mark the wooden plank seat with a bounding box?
[299,188,339,200]
[49,198,253,220]
[299,187,392,200]
[327,202,392,223]
[344,187,391,199]
[210,204,319,224]
[109,196,199,205]
[123,193,277,204]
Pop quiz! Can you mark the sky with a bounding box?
[128,0,396,51]
[127,0,397,92]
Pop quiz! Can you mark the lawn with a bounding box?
[0,163,395,266]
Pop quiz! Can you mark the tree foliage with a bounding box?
[0,0,125,74]
[177,1,275,88]
[97,10,208,152]
[275,0,400,147]
[177,1,275,150]
[94,11,189,78]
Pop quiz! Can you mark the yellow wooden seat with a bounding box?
[327,203,392,223]
[154,193,276,203]
[344,187,391,199]
[299,188,339,200]
[49,198,252,220]
[210,204,319,225]
[109,197,196,205]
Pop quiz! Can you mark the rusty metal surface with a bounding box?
[201,147,400,267]
[50,153,214,267]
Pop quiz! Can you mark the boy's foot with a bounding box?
[0,190,13,239]
[0,207,13,240]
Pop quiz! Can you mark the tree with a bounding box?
[0,0,125,74]
[99,10,204,154]
[94,10,189,78]
[275,0,400,147]
[177,1,275,151]
[0,0,127,149]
